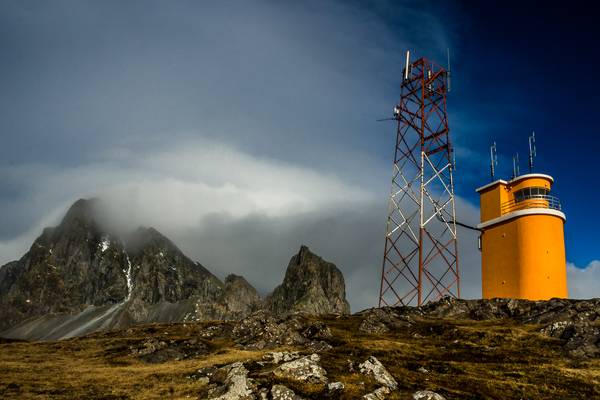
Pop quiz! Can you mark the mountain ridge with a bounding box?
[0,198,350,340]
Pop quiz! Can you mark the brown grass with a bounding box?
[1,316,600,399]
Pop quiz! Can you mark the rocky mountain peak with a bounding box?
[0,198,227,335]
[59,198,101,229]
[127,226,170,249]
[295,245,312,264]
[225,274,253,287]
[0,198,130,331]
[125,227,188,265]
[219,274,263,315]
[266,245,350,315]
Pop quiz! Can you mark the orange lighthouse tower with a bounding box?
[477,141,567,300]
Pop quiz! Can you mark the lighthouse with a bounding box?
[476,169,567,300]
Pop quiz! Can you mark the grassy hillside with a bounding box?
[1,309,600,399]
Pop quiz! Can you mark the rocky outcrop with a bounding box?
[272,353,328,384]
[129,336,209,363]
[358,356,398,390]
[230,310,334,351]
[266,245,350,315]
[196,361,308,400]
[358,307,413,334]
[211,362,255,399]
[358,296,600,358]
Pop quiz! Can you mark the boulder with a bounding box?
[207,362,255,400]
[357,307,415,334]
[261,351,301,365]
[412,390,446,400]
[358,356,397,390]
[231,311,333,351]
[327,381,345,391]
[272,353,328,384]
[271,384,302,400]
[231,310,306,350]
[363,387,390,400]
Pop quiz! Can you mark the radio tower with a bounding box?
[378,51,459,306]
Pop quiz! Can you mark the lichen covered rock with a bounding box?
[272,353,328,384]
[363,386,390,400]
[358,356,397,390]
[206,362,255,400]
[271,384,302,400]
[412,390,446,400]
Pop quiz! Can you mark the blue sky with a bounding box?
[444,2,599,267]
[0,1,597,307]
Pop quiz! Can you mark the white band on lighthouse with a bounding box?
[477,208,566,230]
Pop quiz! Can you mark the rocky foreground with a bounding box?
[2,297,600,399]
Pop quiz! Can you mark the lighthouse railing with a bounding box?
[500,194,562,215]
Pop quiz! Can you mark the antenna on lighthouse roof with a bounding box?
[528,131,536,173]
[512,153,520,179]
[490,141,498,181]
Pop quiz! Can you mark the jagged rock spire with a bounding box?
[266,245,350,315]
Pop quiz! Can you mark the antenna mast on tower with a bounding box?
[378,51,460,307]
[528,131,536,173]
[490,142,498,181]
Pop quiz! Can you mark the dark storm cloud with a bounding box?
[0,1,385,235]
[0,0,449,238]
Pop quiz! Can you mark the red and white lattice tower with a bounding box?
[378,53,460,306]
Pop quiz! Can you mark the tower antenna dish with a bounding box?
[490,141,498,181]
[513,153,520,179]
[528,131,536,173]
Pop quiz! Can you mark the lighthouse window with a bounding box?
[514,187,549,202]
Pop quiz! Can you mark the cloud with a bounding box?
[0,138,482,312]
[567,261,600,299]
[0,0,456,238]
[0,138,374,258]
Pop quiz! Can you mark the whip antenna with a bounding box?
[404,50,410,81]
[446,48,452,92]
[528,131,536,172]
[490,142,498,181]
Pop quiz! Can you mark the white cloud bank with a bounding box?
[0,138,375,258]
[568,261,600,299]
